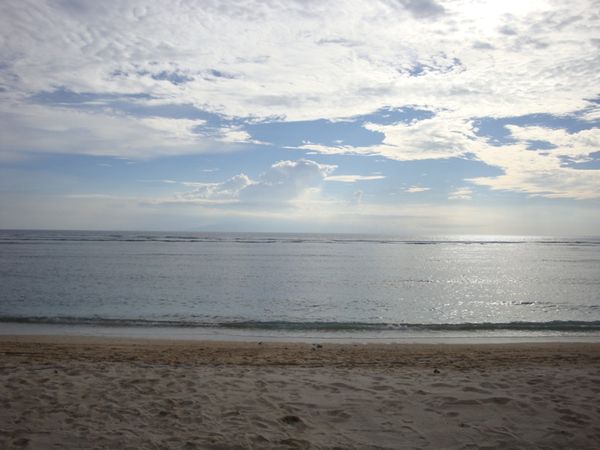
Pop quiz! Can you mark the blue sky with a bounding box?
[0,0,599,234]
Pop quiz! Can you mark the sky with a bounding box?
[0,0,599,235]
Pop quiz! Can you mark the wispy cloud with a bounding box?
[406,186,430,193]
[216,127,267,145]
[448,187,473,200]
[325,174,385,182]
[137,179,179,184]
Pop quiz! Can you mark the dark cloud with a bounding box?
[316,37,361,47]
[30,88,152,106]
[472,41,495,50]
[498,25,518,36]
[395,0,446,19]
[50,0,95,15]
[206,69,238,80]
[150,71,193,85]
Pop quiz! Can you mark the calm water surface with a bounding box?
[1,230,599,338]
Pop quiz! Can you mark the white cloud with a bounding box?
[302,115,600,200]
[448,187,473,200]
[325,174,385,182]
[0,0,599,204]
[178,174,253,203]
[504,125,600,161]
[468,126,600,199]
[580,107,600,122]
[363,113,476,160]
[0,102,211,159]
[177,159,336,205]
[298,112,482,161]
[406,186,430,193]
[1,0,598,129]
[138,117,205,141]
[217,127,267,144]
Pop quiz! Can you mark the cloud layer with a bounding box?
[0,0,599,208]
[2,1,598,125]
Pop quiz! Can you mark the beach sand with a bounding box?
[1,336,599,449]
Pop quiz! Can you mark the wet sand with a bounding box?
[1,336,599,449]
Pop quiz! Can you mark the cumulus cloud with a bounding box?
[177,159,336,205]
[179,174,253,203]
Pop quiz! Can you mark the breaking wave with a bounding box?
[2,316,600,333]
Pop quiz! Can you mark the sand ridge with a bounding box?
[1,337,599,449]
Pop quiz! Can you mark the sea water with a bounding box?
[1,230,599,341]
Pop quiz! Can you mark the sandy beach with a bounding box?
[1,336,599,449]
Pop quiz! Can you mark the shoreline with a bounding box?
[2,336,600,448]
[2,321,600,344]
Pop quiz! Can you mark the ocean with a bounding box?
[1,230,599,342]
